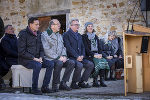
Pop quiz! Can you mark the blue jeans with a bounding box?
[25,59,54,89]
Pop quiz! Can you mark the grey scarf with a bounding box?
[111,38,119,54]
[87,32,98,51]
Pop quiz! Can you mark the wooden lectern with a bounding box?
[124,24,150,96]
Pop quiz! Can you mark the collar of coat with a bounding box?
[68,28,80,40]
[26,26,40,36]
[46,27,59,36]
[5,33,16,38]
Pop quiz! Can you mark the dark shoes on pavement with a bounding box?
[32,86,54,95]
[78,82,91,88]
[31,88,42,95]
[93,77,107,87]
[59,81,72,91]
[70,82,81,89]
[41,86,54,93]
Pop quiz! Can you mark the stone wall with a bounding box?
[70,0,147,37]
[0,0,71,35]
[0,0,149,37]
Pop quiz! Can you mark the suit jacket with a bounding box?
[63,29,85,59]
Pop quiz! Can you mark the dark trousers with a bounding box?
[0,59,9,77]
[53,60,75,84]
[25,59,54,89]
[0,58,17,77]
[72,59,94,82]
[62,60,75,82]
[52,60,63,85]
[116,58,124,69]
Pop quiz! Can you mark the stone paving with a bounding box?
[0,80,150,100]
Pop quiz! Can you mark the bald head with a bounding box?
[49,19,61,33]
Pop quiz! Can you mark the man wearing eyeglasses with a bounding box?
[63,18,94,89]
[41,19,75,92]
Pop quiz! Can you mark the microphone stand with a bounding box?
[126,0,139,33]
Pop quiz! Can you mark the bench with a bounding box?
[11,65,91,88]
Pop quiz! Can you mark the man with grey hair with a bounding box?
[63,18,94,89]
[41,19,75,91]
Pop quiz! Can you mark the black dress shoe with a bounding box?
[92,82,100,87]
[59,82,72,91]
[78,82,91,88]
[100,81,107,87]
[31,89,42,95]
[70,82,81,89]
[41,87,54,93]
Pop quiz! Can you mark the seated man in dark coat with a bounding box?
[1,25,18,67]
[18,17,54,95]
[0,25,18,89]
[63,18,94,89]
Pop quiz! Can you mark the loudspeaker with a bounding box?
[141,0,150,11]
[141,36,149,53]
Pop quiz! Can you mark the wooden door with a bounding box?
[38,16,51,32]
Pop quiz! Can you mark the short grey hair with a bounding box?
[69,18,79,26]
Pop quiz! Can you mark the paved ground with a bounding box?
[0,80,150,100]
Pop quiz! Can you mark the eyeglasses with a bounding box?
[71,24,80,26]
